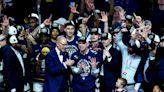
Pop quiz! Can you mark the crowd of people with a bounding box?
[0,0,164,92]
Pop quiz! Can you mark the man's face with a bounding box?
[101,38,111,47]
[57,38,68,52]
[12,43,21,50]
[65,25,75,38]
[78,42,88,52]
[29,18,38,29]
[90,33,100,42]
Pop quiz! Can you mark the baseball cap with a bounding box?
[78,36,86,43]
[9,35,18,44]
[101,32,112,40]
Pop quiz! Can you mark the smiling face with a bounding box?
[56,36,68,52]
[90,32,100,42]
[78,41,88,52]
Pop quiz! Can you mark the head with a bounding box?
[56,36,67,52]
[50,27,60,40]
[113,6,125,20]
[101,33,112,47]
[144,20,152,32]
[9,35,20,50]
[78,36,89,52]
[0,34,6,47]
[112,28,120,43]
[39,27,50,44]
[125,15,133,29]
[41,47,50,56]
[116,78,127,88]
[64,22,75,38]
[90,28,100,42]
[152,85,162,92]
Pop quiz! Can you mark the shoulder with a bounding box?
[90,50,97,54]
[46,49,57,57]
[72,51,80,59]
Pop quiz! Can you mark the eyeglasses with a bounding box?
[59,42,67,46]
[101,38,108,40]
[90,32,99,35]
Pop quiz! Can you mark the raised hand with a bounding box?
[90,57,98,69]
[82,15,91,24]
[138,27,148,39]
[43,15,52,26]
[99,11,108,23]
[70,4,79,14]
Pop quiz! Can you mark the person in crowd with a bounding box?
[145,36,164,92]
[48,26,60,49]
[113,78,127,92]
[64,21,79,58]
[88,28,103,65]
[71,36,99,92]
[99,32,122,92]
[33,46,50,92]
[1,35,28,92]
[152,85,162,92]
[26,13,40,33]
[44,36,74,92]
[116,27,149,92]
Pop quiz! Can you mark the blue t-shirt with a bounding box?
[66,36,79,58]
[71,50,98,91]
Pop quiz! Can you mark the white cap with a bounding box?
[154,35,160,43]
[8,26,17,35]
[9,35,18,44]
[29,13,39,20]
[94,9,101,13]
[40,27,50,34]
[53,17,67,25]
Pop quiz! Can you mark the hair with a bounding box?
[56,35,66,43]
[64,21,75,28]
[118,78,127,87]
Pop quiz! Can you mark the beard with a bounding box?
[12,44,21,51]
